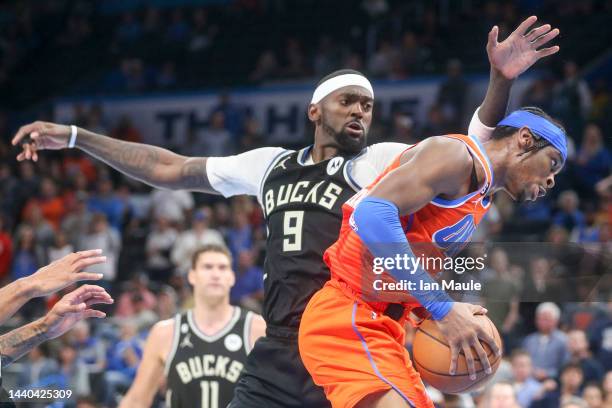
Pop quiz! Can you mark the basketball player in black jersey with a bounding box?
[13,16,560,408]
[119,245,265,408]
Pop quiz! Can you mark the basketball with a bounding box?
[413,315,503,394]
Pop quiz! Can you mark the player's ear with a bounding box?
[516,127,535,152]
[308,103,321,123]
[187,269,196,286]
[229,270,236,288]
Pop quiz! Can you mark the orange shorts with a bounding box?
[299,279,434,408]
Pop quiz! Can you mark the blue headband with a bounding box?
[498,110,567,162]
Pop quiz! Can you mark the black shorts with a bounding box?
[228,327,331,408]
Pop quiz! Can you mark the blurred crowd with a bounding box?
[1,0,612,109]
[0,0,610,407]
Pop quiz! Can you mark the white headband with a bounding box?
[310,74,374,104]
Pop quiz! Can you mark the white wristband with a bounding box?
[68,125,78,148]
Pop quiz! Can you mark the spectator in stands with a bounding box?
[575,124,611,193]
[479,381,520,408]
[171,208,225,275]
[189,8,215,53]
[582,382,604,408]
[145,216,178,281]
[193,111,233,157]
[510,349,555,408]
[603,371,612,406]
[0,215,12,282]
[110,115,143,144]
[21,177,65,231]
[226,209,253,259]
[70,320,105,373]
[156,285,178,320]
[11,225,43,281]
[17,344,59,388]
[0,163,18,218]
[567,330,605,384]
[156,61,177,89]
[560,397,589,408]
[150,188,194,226]
[437,59,469,131]
[103,319,143,406]
[551,60,592,138]
[79,213,121,284]
[249,50,280,82]
[88,178,128,231]
[532,363,585,408]
[166,9,190,43]
[367,40,397,78]
[553,190,586,240]
[523,302,570,380]
[115,12,142,45]
[230,249,264,311]
[62,192,93,249]
[587,296,612,371]
[47,231,74,264]
[483,248,520,348]
[57,342,91,397]
[240,116,266,152]
[115,273,157,318]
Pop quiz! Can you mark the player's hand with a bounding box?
[435,302,501,380]
[24,250,106,298]
[11,121,73,162]
[487,16,560,80]
[42,284,113,340]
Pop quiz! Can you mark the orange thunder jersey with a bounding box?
[323,134,494,305]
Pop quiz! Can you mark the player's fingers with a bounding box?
[462,341,477,380]
[83,309,106,319]
[73,256,107,271]
[512,15,537,36]
[73,272,104,282]
[449,342,460,375]
[63,302,87,314]
[526,24,551,41]
[536,46,560,58]
[486,25,498,51]
[471,338,492,375]
[532,29,560,48]
[85,296,114,307]
[469,304,487,315]
[11,123,38,145]
[74,249,104,261]
[478,329,502,358]
[70,285,107,302]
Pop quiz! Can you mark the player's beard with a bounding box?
[321,119,367,154]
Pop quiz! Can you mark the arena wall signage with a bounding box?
[54,76,532,148]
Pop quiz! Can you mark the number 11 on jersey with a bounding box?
[283,211,304,252]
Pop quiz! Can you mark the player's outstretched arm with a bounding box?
[248,314,266,350]
[352,138,500,380]
[475,16,560,128]
[0,285,112,368]
[0,250,106,326]
[119,319,173,408]
[11,122,218,193]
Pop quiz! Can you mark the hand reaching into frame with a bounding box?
[487,16,560,80]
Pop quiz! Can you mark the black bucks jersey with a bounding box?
[260,146,361,328]
[165,307,255,408]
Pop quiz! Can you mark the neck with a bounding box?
[310,142,341,163]
[481,138,510,192]
[193,297,233,328]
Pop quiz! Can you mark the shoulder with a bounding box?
[405,136,473,179]
[148,318,176,344]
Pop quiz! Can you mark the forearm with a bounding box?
[353,197,453,320]
[75,128,215,192]
[0,318,48,368]
[477,68,515,126]
[0,279,36,325]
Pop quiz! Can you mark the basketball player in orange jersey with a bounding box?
[12,16,560,408]
[119,245,265,408]
[299,107,567,408]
